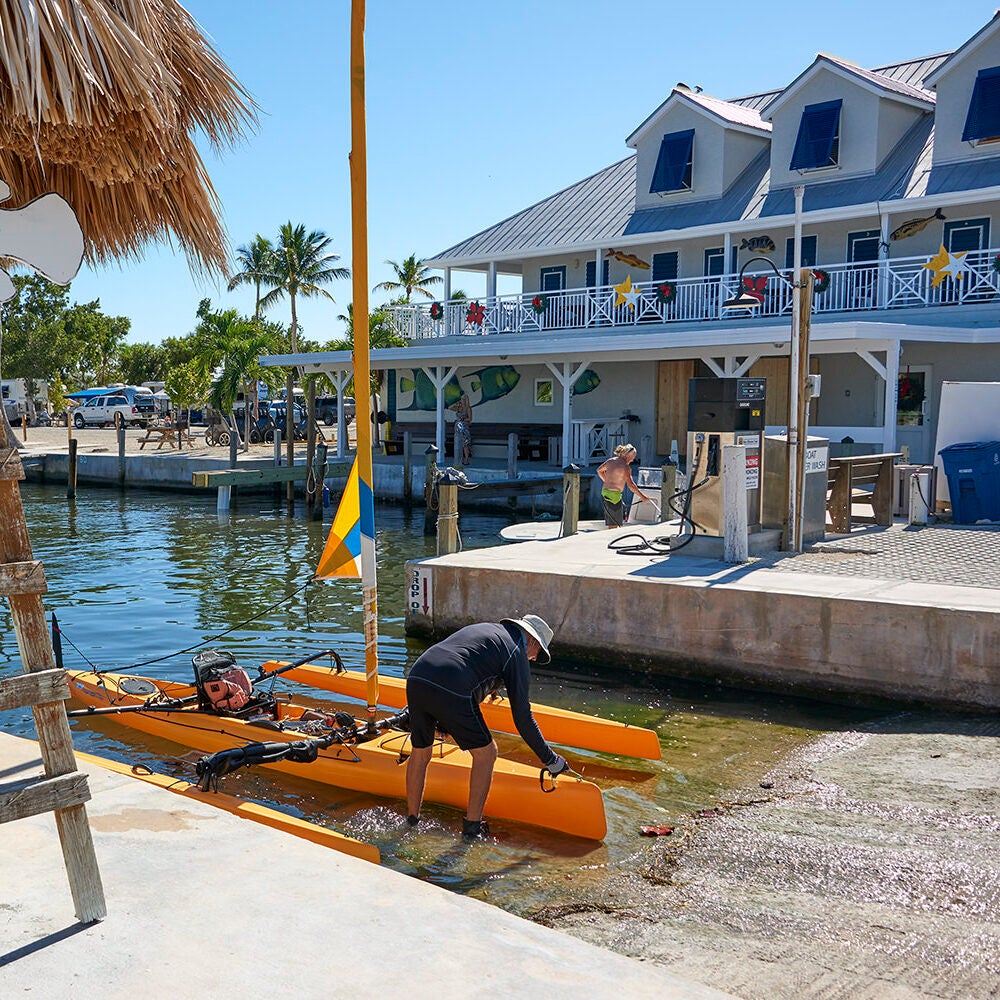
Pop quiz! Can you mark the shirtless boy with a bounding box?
[596,443,650,527]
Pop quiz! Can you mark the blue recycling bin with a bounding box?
[938,441,1000,524]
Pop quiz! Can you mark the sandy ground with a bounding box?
[538,714,1000,999]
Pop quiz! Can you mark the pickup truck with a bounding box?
[316,395,356,426]
[72,393,153,428]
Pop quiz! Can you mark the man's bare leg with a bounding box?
[406,745,434,819]
[465,741,498,822]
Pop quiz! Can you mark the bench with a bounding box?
[385,421,563,462]
[826,452,902,533]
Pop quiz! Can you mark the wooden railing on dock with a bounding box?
[0,431,106,922]
[826,452,903,533]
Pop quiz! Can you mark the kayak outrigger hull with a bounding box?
[68,671,607,841]
[272,661,662,761]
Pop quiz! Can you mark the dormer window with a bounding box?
[962,66,1000,143]
[650,129,694,193]
[790,99,842,170]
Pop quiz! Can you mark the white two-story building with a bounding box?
[279,12,1000,469]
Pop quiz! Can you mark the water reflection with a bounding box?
[0,483,868,914]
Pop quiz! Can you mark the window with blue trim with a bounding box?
[650,129,694,193]
[704,247,738,275]
[539,266,566,292]
[962,67,1000,142]
[784,235,818,269]
[790,100,842,170]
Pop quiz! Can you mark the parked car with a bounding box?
[268,401,308,441]
[316,394,356,425]
[72,394,151,429]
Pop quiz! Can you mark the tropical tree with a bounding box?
[260,223,350,353]
[164,359,212,428]
[372,253,442,302]
[118,342,167,385]
[227,235,275,321]
[330,304,406,446]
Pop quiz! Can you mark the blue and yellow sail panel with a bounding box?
[315,458,374,580]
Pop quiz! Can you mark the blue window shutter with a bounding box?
[586,259,610,287]
[962,67,1000,142]
[790,100,842,170]
[650,129,694,193]
[652,252,678,282]
[784,235,817,269]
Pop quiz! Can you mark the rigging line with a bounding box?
[53,621,101,671]
[116,580,313,673]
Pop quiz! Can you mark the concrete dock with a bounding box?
[405,521,1000,711]
[0,733,730,1000]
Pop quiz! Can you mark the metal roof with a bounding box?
[819,53,936,104]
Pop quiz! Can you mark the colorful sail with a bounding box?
[314,458,374,580]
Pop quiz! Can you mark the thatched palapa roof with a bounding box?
[0,0,258,274]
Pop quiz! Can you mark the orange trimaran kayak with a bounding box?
[269,660,662,761]
[68,670,607,841]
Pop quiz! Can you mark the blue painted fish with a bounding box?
[740,236,776,252]
[466,365,521,405]
[571,369,601,396]
[399,370,464,411]
[890,208,945,242]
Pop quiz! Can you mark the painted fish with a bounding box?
[605,248,650,269]
[571,369,601,396]
[468,365,521,405]
[740,236,776,252]
[399,370,464,411]
[890,208,945,242]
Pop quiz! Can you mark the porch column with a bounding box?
[721,232,733,319]
[332,368,351,459]
[883,340,900,453]
[443,268,453,337]
[487,261,497,299]
[424,365,459,458]
[878,215,891,309]
[547,359,591,464]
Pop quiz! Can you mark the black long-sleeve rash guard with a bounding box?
[408,621,556,766]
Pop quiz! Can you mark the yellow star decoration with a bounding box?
[923,244,971,288]
[613,274,643,310]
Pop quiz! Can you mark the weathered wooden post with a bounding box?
[310,441,328,521]
[402,430,412,505]
[305,382,317,516]
[116,419,126,489]
[660,462,677,523]
[436,469,460,555]
[507,433,518,479]
[67,437,78,499]
[723,445,749,564]
[560,463,580,536]
[423,444,438,535]
[273,428,282,466]
[21,414,27,439]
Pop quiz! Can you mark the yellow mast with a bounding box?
[349,0,378,722]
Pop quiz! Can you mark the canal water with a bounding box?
[1,484,871,918]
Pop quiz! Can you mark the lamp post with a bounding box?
[722,249,815,552]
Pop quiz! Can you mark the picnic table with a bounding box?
[138,423,192,450]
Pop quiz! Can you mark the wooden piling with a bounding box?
[403,431,412,505]
[285,375,296,512]
[507,433,518,479]
[117,420,126,488]
[310,440,328,521]
[305,383,317,516]
[560,464,580,536]
[437,473,459,555]
[424,445,439,536]
[67,438,77,499]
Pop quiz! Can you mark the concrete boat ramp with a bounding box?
[0,733,730,1000]
[406,521,1000,711]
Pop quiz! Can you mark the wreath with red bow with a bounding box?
[531,294,549,315]
[812,269,831,294]
[466,301,485,326]
[429,302,444,320]
[898,374,925,410]
[655,282,676,305]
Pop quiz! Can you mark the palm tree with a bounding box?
[372,254,442,303]
[227,235,275,321]
[331,304,407,446]
[260,223,350,352]
[197,308,282,451]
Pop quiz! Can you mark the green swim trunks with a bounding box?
[601,488,625,527]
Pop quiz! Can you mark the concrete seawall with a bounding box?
[404,529,1000,711]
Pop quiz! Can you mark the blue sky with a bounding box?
[64,1,992,346]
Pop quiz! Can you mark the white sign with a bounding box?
[745,452,760,489]
[804,446,829,475]
[408,564,432,620]
[736,434,760,449]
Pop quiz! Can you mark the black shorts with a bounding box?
[405,675,492,751]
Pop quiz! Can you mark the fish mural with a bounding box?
[399,365,522,411]
[571,369,602,396]
[605,248,650,269]
[890,208,945,242]
[740,236,776,252]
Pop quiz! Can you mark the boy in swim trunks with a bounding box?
[597,443,651,527]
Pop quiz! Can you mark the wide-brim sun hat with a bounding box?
[501,614,553,664]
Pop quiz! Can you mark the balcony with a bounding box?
[387,248,1000,342]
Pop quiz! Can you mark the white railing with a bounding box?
[387,248,1000,341]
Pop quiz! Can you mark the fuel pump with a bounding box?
[686,377,766,536]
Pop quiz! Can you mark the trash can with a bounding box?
[938,441,1000,524]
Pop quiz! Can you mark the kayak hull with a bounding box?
[274,661,662,761]
[68,671,606,841]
